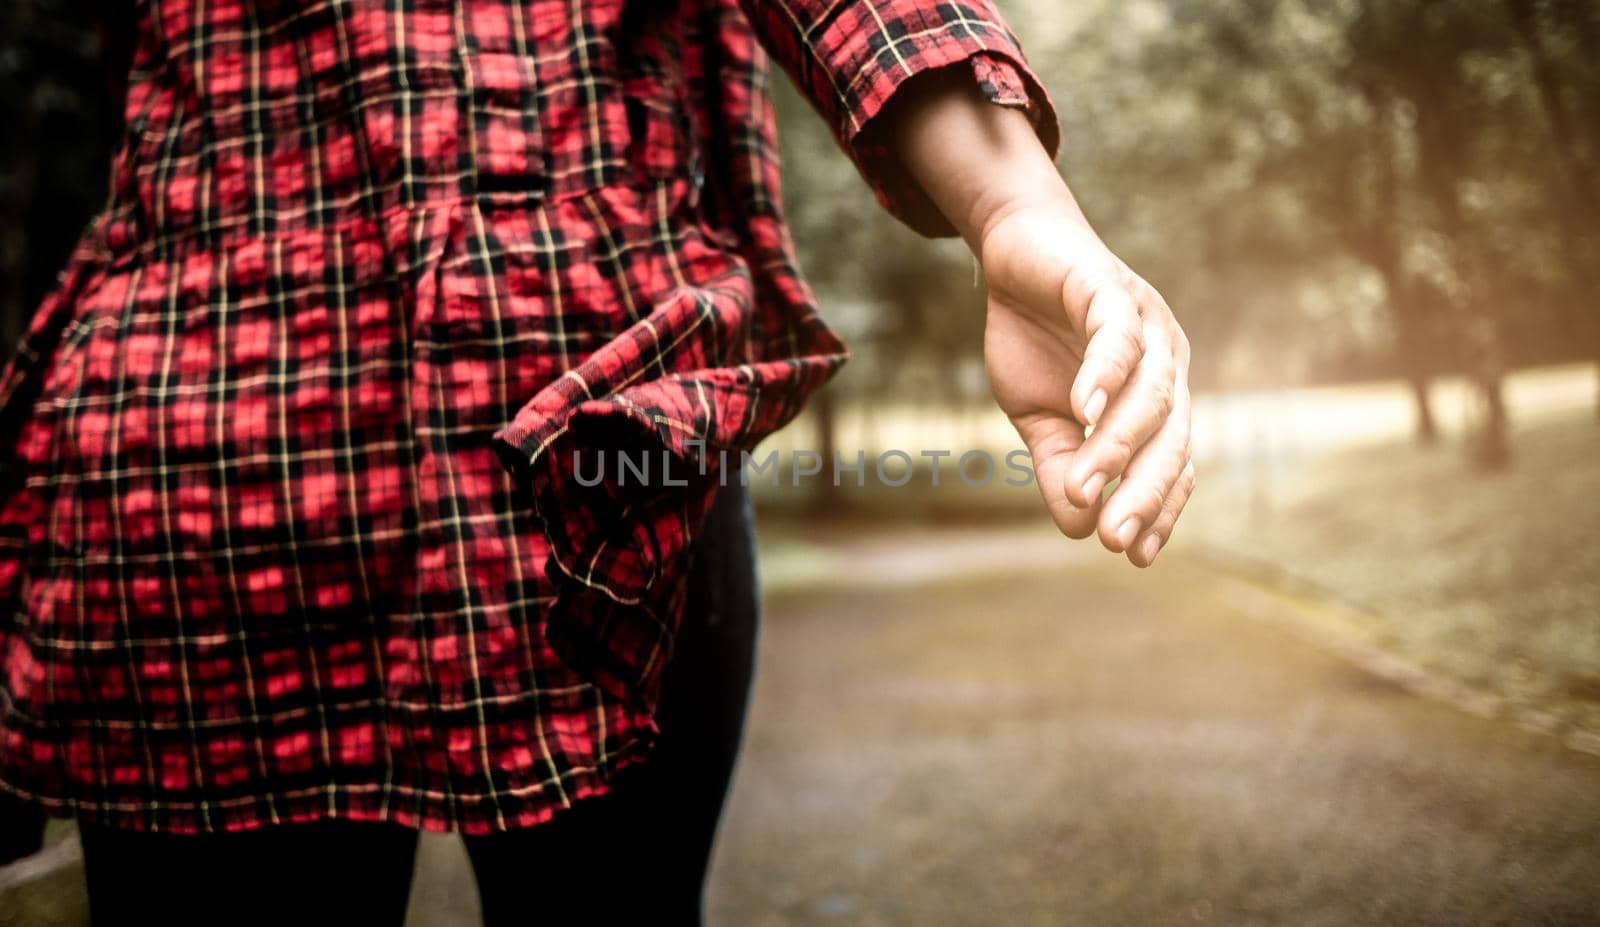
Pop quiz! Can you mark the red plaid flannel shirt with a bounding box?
[0,0,1056,834]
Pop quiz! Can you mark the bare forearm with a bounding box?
[876,68,1089,254]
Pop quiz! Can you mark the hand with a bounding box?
[877,66,1195,565]
[979,198,1194,565]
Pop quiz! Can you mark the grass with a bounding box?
[1173,411,1600,737]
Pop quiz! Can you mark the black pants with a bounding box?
[77,482,762,927]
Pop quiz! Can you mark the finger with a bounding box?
[1064,318,1177,510]
[1097,368,1192,552]
[1127,459,1197,567]
[1067,281,1143,428]
[1011,410,1099,540]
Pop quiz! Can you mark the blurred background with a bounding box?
[2,0,1598,924]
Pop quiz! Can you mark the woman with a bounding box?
[0,0,1194,923]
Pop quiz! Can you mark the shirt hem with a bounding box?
[0,733,655,836]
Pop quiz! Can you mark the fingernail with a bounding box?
[1082,472,1106,502]
[1084,388,1107,426]
[1139,533,1162,562]
[1116,517,1142,550]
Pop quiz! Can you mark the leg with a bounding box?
[464,481,762,926]
[77,815,421,927]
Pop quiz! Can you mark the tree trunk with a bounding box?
[1474,372,1512,470]
[1409,374,1438,444]
[1503,0,1600,421]
[1383,269,1442,447]
[1468,323,1512,471]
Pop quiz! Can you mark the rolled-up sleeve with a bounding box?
[740,0,1061,236]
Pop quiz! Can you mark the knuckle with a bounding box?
[1148,380,1175,420]
[1165,447,1190,482]
[1108,430,1138,463]
[1127,322,1147,357]
[1170,419,1193,452]
[1097,318,1143,364]
[1121,265,1145,292]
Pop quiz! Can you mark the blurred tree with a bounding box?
[748,0,1600,473]
[1502,0,1600,418]
[1352,0,1520,466]
[1042,0,1594,468]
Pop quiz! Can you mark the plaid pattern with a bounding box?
[0,0,1055,834]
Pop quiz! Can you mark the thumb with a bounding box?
[1010,410,1098,540]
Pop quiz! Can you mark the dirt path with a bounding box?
[703,548,1600,926]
